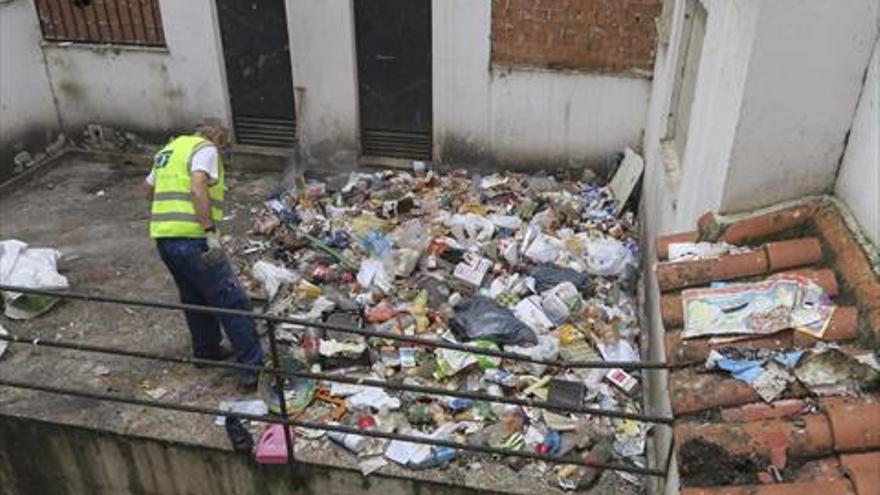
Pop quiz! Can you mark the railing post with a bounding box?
[266,320,295,464]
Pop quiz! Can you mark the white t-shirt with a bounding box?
[145,145,220,186]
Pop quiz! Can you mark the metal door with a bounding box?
[355,0,432,159]
[216,0,296,148]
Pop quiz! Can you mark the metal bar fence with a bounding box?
[0,285,688,372]
[0,284,675,479]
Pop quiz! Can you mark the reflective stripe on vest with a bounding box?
[149,135,225,239]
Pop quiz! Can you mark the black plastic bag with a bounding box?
[225,417,255,454]
[451,296,537,345]
[529,263,592,293]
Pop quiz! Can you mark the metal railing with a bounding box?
[0,284,676,480]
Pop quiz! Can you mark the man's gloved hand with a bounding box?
[203,230,226,265]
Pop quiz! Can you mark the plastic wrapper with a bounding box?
[540,282,584,324]
[450,296,538,345]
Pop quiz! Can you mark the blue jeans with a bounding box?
[156,238,264,368]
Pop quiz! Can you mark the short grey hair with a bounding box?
[194,119,229,146]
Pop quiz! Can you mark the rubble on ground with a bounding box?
[223,161,647,489]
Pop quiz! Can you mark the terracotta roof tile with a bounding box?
[656,238,823,291]
[655,200,879,491]
[670,369,808,415]
[657,231,699,260]
[660,269,839,328]
[665,330,795,366]
[765,238,823,272]
[813,207,875,290]
[791,457,846,483]
[825,403,880,451]
[697,203,818,246]
[839,452,880,495]
[720,399,809,424]
[681,479,855,495]
[676,414,834,463]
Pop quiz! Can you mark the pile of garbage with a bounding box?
[230,159,646,489]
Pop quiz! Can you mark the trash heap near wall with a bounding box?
[229,156,647,490]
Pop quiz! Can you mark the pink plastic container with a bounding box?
[255,424,289,464]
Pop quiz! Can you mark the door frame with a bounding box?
[352,0,433,162]
[213,0,298,149]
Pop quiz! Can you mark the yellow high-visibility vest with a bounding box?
[149,135,224,239]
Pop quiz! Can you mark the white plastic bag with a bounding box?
[506,335,560,375]
[445,214,495,246]
[584,237,633,276]
[0,239,69,320]
[252,260,299,299]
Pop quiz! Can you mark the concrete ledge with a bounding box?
[0,413,506,495]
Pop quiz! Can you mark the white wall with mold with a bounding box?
[286,0,360,167]
[836,36,880,246]
[432,0,651,169]
[638,2,763,491]
[721,0,880,212]
[40,0,230,139]
[0,0,61,173]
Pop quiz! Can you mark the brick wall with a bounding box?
[491,0,661,75]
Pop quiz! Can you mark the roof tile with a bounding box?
[839,452,880,495]
[681,479,854,495]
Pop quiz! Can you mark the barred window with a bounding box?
[34,0,166,47]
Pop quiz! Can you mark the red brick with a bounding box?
[490,0,660,73]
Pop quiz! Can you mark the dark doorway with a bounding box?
[355,0,432,160]
[216,0,296,148]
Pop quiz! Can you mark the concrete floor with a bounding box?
[0,157,643,495]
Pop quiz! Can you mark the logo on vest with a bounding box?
[153,150,172,169]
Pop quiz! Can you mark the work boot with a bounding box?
[237,373,259,394]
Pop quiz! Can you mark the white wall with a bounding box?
[0,0,61,177]
[286,0,360,168]
[638,1,763,490]
[836,36,880,246]
[642,0,761,236]
[433,0,651,170]
[40,0,229,139]
[721,0,880,212]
